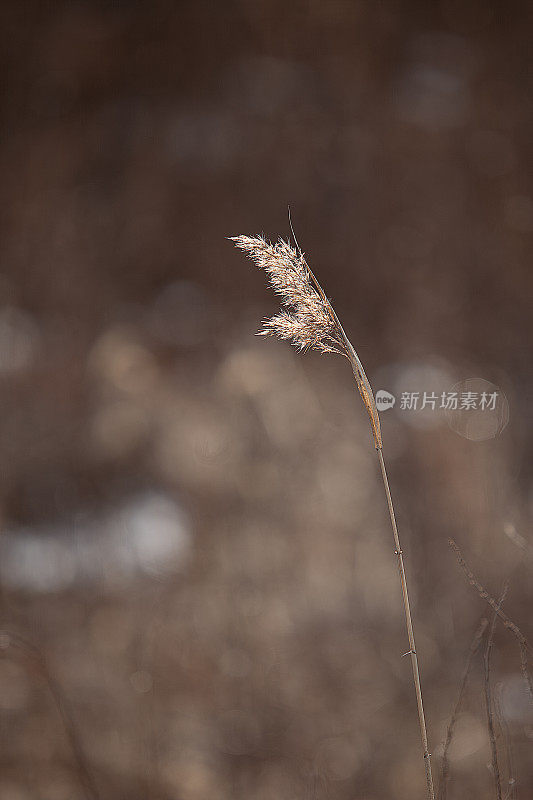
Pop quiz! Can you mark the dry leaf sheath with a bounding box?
[232,233,435,800]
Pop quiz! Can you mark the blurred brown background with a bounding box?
[0,1,532,799]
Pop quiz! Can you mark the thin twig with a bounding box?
[1,629,100,800]
[448,540,533,705]
[484,585,508,800]
[305,764,328,800]
[494,682,517,800]
[439,617,489,800]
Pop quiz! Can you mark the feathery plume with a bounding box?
[230,234,382,450]
[230,235,343,355]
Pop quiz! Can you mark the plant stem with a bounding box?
[331,304,434,796]
[439,617,488,800]
[449,539,533,706]
[484,585,508,800]
[377,448,435,800]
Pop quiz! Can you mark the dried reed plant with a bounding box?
[439,617,488,800]
[446,541,533,797]
[449,539,533,705]
[231,230,435,799]
[440,604,517,800]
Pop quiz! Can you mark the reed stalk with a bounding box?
[232,230,435,799]
[377,448,435,800]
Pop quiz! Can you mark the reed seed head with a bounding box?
[230,235,345,355]
[231,231,383,449]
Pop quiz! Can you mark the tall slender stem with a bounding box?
[377,448,435,800]
[484,586,508,800]
[439,617,488,800]
[233,232,436,796]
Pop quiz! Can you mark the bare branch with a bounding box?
[439,617,489,800]
[448,540,533,705]
[0,629,100,800]
[484,585,508,800]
